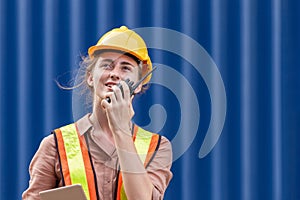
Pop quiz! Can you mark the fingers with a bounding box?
[121,81,130,100]
[102,80,131,108]
[113,81,131,101]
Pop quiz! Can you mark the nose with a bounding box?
[109,67,121,81]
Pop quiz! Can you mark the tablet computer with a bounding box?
[39,184,87,200]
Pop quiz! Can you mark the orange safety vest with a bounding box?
[53,123,161,200]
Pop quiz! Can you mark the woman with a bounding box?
[22,26,173,200]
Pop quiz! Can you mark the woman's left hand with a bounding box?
[101,81,134,136]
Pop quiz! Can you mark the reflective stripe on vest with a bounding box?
[54,123,160,200]
[54,123,97,200]
[117,125,161,200]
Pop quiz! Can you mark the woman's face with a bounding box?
[87,51,142,101]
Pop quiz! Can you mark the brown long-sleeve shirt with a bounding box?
[22,114,173,200]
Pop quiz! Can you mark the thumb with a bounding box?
[129,96,135,117]
[101,98,110,110]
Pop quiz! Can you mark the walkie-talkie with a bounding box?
[106,66,157,103]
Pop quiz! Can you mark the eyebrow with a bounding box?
[120,61,135,67]
[101,59,136,67]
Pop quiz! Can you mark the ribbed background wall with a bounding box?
[1,0,300,199]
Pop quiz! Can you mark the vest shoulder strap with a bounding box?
[117,125,162,200]
[54,123,97,200]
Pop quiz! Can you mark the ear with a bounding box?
[134,83,143,94]
[86,72,94,87]
[133,62,148,94]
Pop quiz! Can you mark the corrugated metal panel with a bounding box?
[0,0,299,199]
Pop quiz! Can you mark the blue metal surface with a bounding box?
[0,0,299,199]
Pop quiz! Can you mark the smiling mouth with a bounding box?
[105,83,117,89]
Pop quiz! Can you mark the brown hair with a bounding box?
[56,52,149,107]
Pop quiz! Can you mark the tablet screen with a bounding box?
[39,184,87,200]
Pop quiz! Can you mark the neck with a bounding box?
[90,99,111,135]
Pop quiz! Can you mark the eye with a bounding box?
[122,65,132,72]
[100,63,113,69]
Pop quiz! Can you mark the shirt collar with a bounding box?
[75,113,93,136]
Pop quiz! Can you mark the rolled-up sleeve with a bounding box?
[22,134,59,200]
[147,136,173,200]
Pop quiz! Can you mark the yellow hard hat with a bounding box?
[88,26,153,84]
